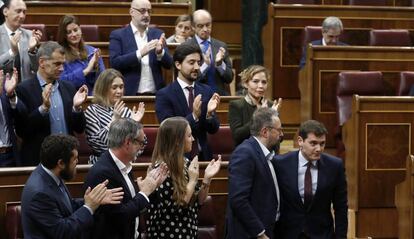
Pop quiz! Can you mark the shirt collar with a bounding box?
[4,24,19,36]
[253,136,272,159]
[322,37,327,46]
[298,150,317,167]
[176,77,195,91]
[41,164,60,186]
[130,22,148,36]
[109,149,132,175]
[37,72,58,89]
[195,34,211,45]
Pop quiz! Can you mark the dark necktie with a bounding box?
[58,180,73,212]
[201,40,216,92]
[304,162,313,207]
[10,32,21,81]
[186,86,194,112]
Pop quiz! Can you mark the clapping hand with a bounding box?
[155,33,166,54]
[207,93,220,116]
[112,100,125,120]
[10,31,21,55]
[188,156,200,183]
[29,29,42,51]
[131,102,145,122]
[271,98,282,112]
[215,47,226,66]
[0,68,18,97]
[204,155,221,180]
[73,85,88,109]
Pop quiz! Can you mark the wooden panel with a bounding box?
[299,45,414,147]
[263,4,414,99]
[342,96,414,238]
[0,162,229,238]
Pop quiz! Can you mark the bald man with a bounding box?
[187,9,233,96]
[109,0,172,96]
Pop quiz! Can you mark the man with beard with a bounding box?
[109,0,172,96]
[21,134,124,239]
[155,42,220,161]
[273,120,348,238]
[225,107,283,239]
[14,41,88,166]
[84,118,168,239]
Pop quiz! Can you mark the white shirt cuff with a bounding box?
[83,205,94,215]
[138,191,150,202]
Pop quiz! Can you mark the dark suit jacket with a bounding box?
[155,80,220,160]
[21,165,93,239]
[225,137,279,239]
[187,37,233,96]
[84,151,150,239]
[273,151,348,239]
[0,95,19,165]
[109,25,172,95]
[15,77,85,166]
[299,39,347,69]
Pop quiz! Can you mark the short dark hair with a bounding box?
[298,120,328,140]
[173,41,202,74]
[250,107,279,136]
[40,134,79,169]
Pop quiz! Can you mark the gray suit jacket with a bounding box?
[0,24,37,81]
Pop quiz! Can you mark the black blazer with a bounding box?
[273,151,348,239]
[15,77,85,166]
[84,151,149,239]
[0,95,19,165]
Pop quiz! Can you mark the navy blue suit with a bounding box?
[109,25,172,95]
[84,151,149,239]
[0,95,19,166]
[15,78,85,166]
[225,137,279,239]
[299,39,347,69]
[155,80,220,160]
[273,151,348,239]
[21,165,93,239]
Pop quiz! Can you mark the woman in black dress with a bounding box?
[146,117,221,239]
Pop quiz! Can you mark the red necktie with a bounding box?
[186,86,194,112]
[304,162,313,207]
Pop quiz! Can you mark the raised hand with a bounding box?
[188,156,200,183]
[42,83,53,111]
[204,155,221,180]
[271,98,282,112]
[101,186,124,205]
[131,102,145,122]
[203,46,211,66]
[10,31,21,55]
[84,49,101,76]
[207,93,220,115]
[155,33,166,54]
[4,68,18,96]
[28,29,42,51]
[73,85,88,108]
[84,179,108,211]
[137,162,169,196]
[215,47,226,66]
[140,39,158,57]
[112,100,125,120]
[259,98,268,108]
[192,94,202,119]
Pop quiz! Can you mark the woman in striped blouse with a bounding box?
[85,69,145,164]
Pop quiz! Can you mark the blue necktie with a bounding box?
[201,40,217,92]
[59,180,73,212]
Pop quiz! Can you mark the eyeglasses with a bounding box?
[131,7,152,15]
[266,126,283,133]
[133,135,148,148]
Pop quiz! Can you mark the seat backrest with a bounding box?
[336,71,384,126]
[198,196,217,239]
[303,26,322,46]
[278,0,315,3]
[138,127,158,163]
[369,29,412,46]
[348,0,387,5]
[74,132,93,164]
[21,24,48,41]
[5,202,23,239]
[397,72,414,96]
[207,126,234,161]
[80,25,100,42]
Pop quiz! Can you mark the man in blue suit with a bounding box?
[225,107,283,239]
[299,16,347,69]
[273,120,348,238]
[21,134,123,239]
[109,0,172,96]
[155,42,220,161]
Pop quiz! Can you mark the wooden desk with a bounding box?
[0,162,229,238]
[342,95,414,238]
[263,3,414,100]
[298,45,414,147]
[395,155,414,239]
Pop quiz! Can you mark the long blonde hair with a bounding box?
[151,117,189,205]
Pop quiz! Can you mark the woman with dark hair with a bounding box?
[166,14,193,44]
[147,116,221,238]
[228,65,282,146]
[85,68,145,164]
[57,15,105,95]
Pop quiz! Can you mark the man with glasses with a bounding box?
[225,107,283,239]
[84,118,168,239]
[187,9,233,96]
[109,0,172,96]
[14,41,88,166]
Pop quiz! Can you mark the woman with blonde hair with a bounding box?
[229,65,282,146]
[147,116,221,238]
[166,14,193,44]
[85,68,145,164]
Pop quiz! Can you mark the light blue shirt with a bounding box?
[298,150,318,203]
[37,73,68,134]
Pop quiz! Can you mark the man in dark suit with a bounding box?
[188,9,233,96]
[14,41,88,166]
[155,42,220,161]
[225,107,283,239]
[21,134,123,239]
[109,0,172,96]
[273,120,348,238]
[299,16,346,69]
[0,68,19,166]
[84,118,168,239]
